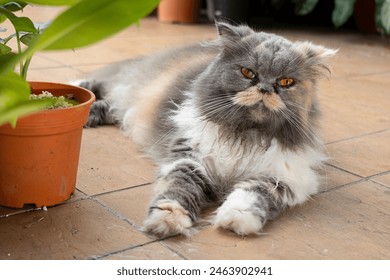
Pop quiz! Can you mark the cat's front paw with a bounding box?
[214,190,265,236]
[143,199,193,237]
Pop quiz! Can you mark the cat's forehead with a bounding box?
[242,33,297,72]
[250,33,293,56]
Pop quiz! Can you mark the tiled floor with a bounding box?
[1,7,390,260]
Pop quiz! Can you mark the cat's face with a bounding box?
[194,22,336,144]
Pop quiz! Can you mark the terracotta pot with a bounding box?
[158,0,200,23]
[0,82,95,208]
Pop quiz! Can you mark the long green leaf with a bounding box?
[332,0,356,28]
[34,0,159,50]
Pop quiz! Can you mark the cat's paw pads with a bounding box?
[214,194,265,236]
[143,200,193,237]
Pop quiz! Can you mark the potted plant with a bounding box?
[158,0,201,23]
[0,0,159,208]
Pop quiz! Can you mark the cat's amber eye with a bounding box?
[278,78,295,88]
[241,67,256,79]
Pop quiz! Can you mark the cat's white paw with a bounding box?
[143,199,193,237]
[214,189,265,236]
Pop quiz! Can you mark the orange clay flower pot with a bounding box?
[158,0,200,23]
[0,82,95,208]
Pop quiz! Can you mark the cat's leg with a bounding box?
[214,178,293,236]
[143,158,215,237]
[75,80,118,127]
[85,99,118,127]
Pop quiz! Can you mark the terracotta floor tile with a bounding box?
[97,185,153,229]
[77,127,156,196]
[319,76,390,144]
[326,130,390,177]
[27,67,84,83]
[102,241,184,260]
[0,199,150,260]
[320,164,362,192]
[371,173,390,188]
[163,181,390,259]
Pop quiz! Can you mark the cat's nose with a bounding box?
[258,84,273,94]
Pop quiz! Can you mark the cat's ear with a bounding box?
[215,21,254,50]
[294,41,338,77]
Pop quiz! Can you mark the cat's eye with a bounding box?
[241,67,256,79]
[278,78,295,88]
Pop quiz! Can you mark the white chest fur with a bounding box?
[173,103,326,206]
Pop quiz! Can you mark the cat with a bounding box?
[76,21,336,237]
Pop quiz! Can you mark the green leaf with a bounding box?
[0,71,55,126]
[0,99,55,127]
[34,0,159,50]
[332,0,356,28]
[0,13,7,24]
[0,41,12,54]
[0,51,19,71]
[23,0,79,6]
[0,71,29,126]
[0,7,38,33]
[20,33,39,46]
[2,1,28,12]
[380,0,390,35]
[295,0,319,16]
[0,0,159,76]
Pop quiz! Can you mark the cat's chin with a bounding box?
[248,105,271,123]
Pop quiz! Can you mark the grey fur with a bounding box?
[78,21,335,237]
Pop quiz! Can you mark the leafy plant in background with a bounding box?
[293,0,390,35]
[0,0,159,126]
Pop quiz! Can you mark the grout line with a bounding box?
[320,167,390,193]
[91,236,187,260]
[83,194,187,260]
[90,182,152,198]
[85,194,189,260]
[0,207,38,218]
[325,128,390,145]
[88,196,140,229]
[319,177,368,194]
[324,163,364,179]
[366,170,390,180]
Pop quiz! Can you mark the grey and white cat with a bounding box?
[77,22,336,237]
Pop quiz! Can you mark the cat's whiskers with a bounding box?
[145,127,177,154]
[197,97,235,120]
[279,107,320,148]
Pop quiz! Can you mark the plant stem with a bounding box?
[15,30,24,77]
[21,56,32,80]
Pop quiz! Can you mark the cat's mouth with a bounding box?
[233,87,284,114]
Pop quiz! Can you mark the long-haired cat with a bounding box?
[77,21,336,237]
